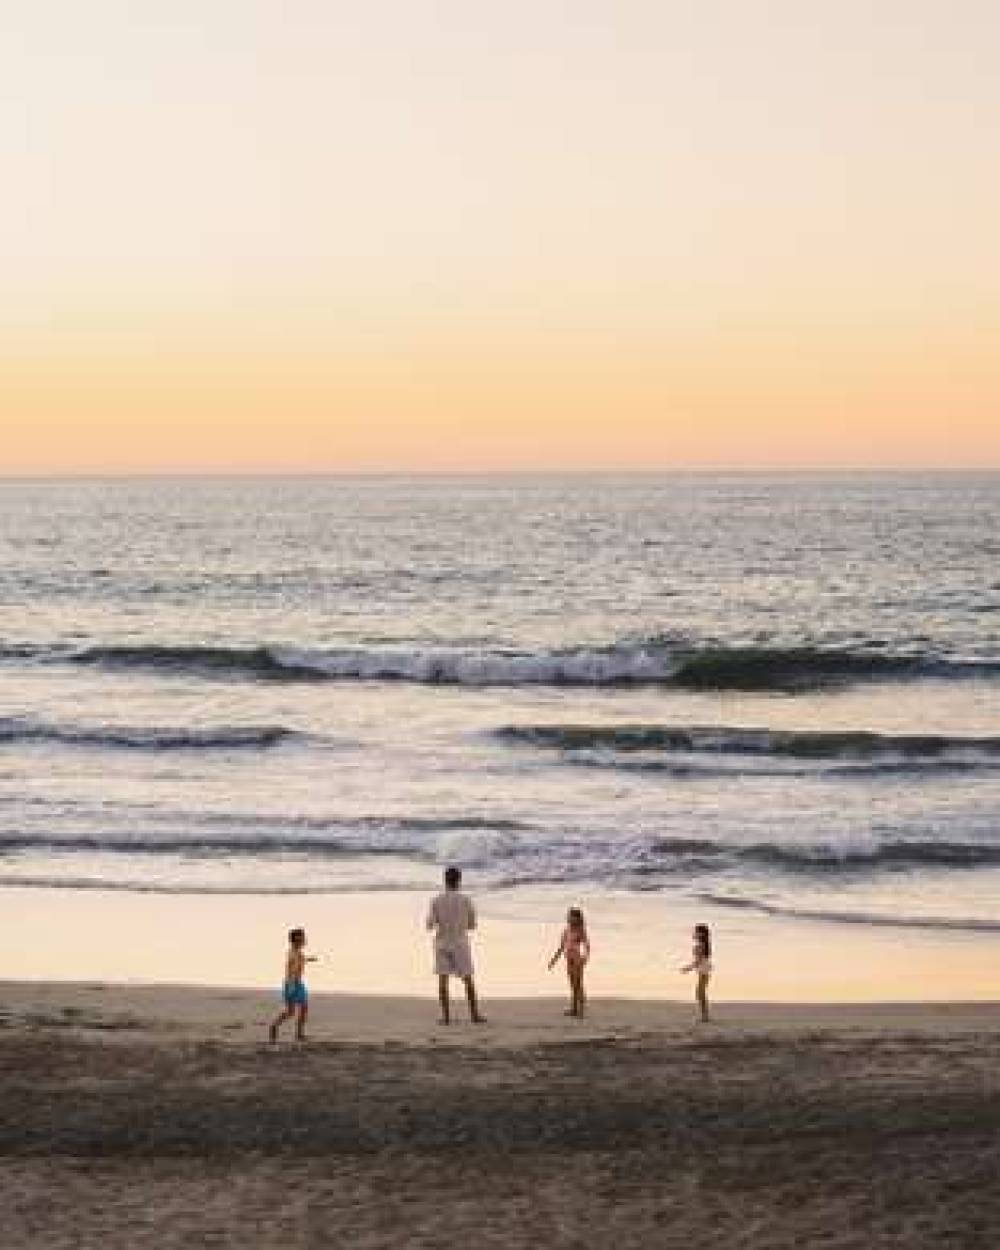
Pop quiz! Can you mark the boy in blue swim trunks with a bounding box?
[269,927,317,1043]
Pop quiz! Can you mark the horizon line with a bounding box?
[1,466,999,483]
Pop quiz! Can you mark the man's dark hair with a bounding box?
[288,927,305,946]
[444,866,462,889]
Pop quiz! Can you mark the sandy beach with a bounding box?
[3,982,999,1249]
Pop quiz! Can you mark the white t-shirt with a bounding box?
[427,890,476,946]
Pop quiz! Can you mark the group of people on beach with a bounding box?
[270,866,713,1043]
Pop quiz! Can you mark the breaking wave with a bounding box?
[3,639,998,690]
[8,828,992,874]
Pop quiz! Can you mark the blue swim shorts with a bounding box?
[282,980,308,1008]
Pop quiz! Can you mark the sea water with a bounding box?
[1,474,998,991]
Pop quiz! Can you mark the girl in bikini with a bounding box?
[548,906,591,1017]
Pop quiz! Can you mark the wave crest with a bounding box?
[697,892,1000,934]
[0,718,301,752]
[497,723,1000,763]
[0,815,529,859]
[4,639,998,690]
[648,837,1000,871]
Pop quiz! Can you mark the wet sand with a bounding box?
[5,884,1000,1004]
[2,983,999,1248]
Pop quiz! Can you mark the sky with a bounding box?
[2,1,999,473]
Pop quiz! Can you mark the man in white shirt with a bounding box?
[426,866,486,1025]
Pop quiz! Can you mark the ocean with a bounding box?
[1,473,999,987]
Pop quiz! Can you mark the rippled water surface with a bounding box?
[1,473,998,932]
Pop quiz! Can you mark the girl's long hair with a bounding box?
[567,907,585,932]
[694,923,711,959]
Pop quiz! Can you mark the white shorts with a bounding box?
[434,941,473,978]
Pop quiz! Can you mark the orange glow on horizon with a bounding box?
[4,318,998,474]
[3,4,999,474]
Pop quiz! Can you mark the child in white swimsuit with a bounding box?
[680,923,712,1023]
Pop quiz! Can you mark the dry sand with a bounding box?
[2,982,999,1248]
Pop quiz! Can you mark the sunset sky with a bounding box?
[3,1,998,472]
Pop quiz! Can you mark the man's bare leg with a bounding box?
[463,976,486,1024]
[438,975,451,1024]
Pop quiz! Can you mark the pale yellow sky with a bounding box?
[2,1,999,471]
